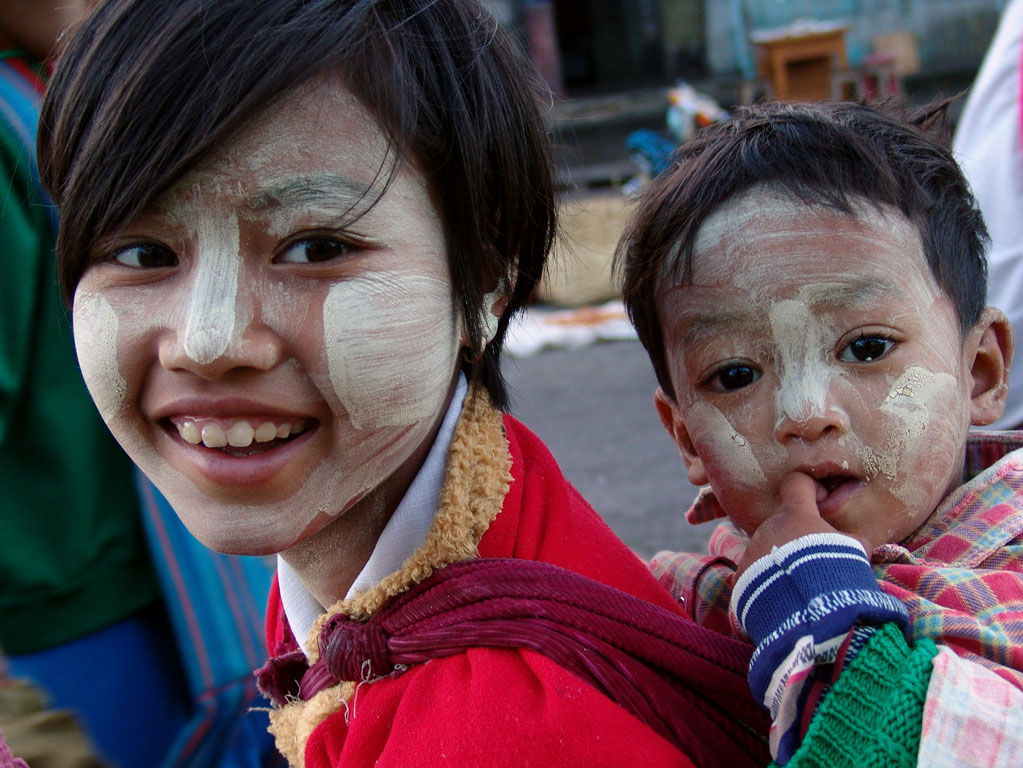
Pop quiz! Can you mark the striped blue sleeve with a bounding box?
[730,533,908,763]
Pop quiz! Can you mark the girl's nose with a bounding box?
[158,271,286,378]
[158,321,286,379]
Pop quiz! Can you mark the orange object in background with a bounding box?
[752,22,848,101]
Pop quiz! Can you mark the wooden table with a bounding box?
[754,27,848,101]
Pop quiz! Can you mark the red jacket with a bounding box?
[266,412,698,767]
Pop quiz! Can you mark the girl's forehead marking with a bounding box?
[247,174,374,210]
[150,76,392,210]
[153,173,379,227]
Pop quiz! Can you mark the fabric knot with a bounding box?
[255,647,309,707]
[321,615,392,682]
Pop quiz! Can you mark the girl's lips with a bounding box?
[158,419,318,487]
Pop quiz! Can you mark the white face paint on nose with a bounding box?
[181,209,244,365]
[770,299,834,427]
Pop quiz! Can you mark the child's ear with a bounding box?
[965,307,1014,426]
[654,387,709,485]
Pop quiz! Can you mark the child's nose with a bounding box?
[774,405,850,442]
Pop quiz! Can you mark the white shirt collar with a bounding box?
[278,376,468,651]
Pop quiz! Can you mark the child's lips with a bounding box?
[812,475,866,518]
[814,480,829,504]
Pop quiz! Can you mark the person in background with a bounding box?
[953,0,1023,430]
[0,3,276,765]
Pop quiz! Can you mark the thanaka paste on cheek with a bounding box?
[72,291,127,420]
[324,269,460,430]
[870,364,963,503]
[686,402,767,487]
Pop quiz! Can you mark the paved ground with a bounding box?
[504,339,713,559]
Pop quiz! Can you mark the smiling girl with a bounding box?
[37,1,770,766]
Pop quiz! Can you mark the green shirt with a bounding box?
[0,53,159,653]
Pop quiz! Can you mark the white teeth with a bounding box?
[179,422,202,444]
[255,422,277,442]
[227,421,255,447]
[177,418,308,448]
[201,423,228,448]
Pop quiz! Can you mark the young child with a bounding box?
[618,100,1023,765]
[38,1,773,766]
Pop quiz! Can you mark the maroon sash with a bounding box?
[257,558,770,768]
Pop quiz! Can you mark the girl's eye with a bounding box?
[109,243,178,268]
[839,336,895,363]
[708,364,761,392]
[275,238,351,264]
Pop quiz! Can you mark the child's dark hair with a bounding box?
[38,0,556,409]
[617,99,989,401]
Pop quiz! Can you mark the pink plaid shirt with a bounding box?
[651,431,1023,689]
[919,646,1023,767]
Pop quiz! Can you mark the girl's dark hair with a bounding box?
[616,99,989,400]
[38,0,557,408]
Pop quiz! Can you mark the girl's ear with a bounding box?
[460,275,514,355]
[488,293,510,322]
[654,387,709,485]
[966,307,1014,426]
[481,261,517,343]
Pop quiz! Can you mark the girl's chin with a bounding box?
[174,512,309,557]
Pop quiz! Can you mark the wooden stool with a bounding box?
[753,25,848,102]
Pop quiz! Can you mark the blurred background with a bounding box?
[2,3,1014,765]
[490,0,1009,558]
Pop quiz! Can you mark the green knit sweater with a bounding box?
[786,624,935,768]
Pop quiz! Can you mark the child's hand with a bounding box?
[733,472,873,584]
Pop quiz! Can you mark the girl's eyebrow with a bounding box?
[246,173,373,211]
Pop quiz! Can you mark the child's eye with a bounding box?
[109,243,178,268]
[706,364,761,392]
[275,237,351,264]
[839,335,895,363]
